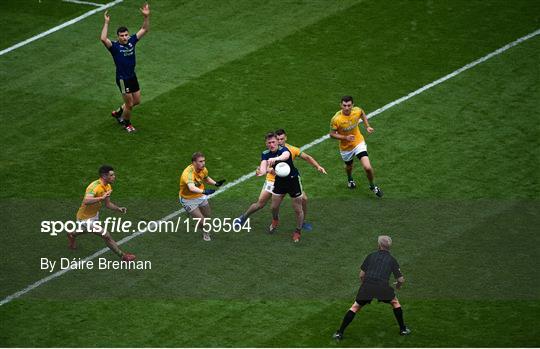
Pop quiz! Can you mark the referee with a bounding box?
[333,235,411,340]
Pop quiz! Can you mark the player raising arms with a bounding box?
[69,165,135,261]
[100,3,150,133]
[235,129,326,232]
[179,152,226,241]
[329,96,383,197]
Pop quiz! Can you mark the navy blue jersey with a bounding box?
[108,34,139,80]
[261,145,299,177]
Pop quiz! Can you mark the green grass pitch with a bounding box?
[0,0,539,347]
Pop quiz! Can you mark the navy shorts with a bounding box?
[116,76,140,94]
[273,176,302,198]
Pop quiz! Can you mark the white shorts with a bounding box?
[262,180,275,194]
[77,214,104,234]
[180,195,209,213]
[340,142,368,162]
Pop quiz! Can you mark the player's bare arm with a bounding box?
[204,177,226,187]
[255,165,264,176]
[300,152,327,174]
[329,130,355,142]
[267,151,290,166]
[82,190,111,205]
[187,183,204,194]
[204,177,216,186]
[100,11,112,48]
[258,161,275,176]
[361,110,374,134]
[258,160,269,176]
[104,196,127,213]
[136,3,150,39]
[205,177,220,186]
[359,270,366,283]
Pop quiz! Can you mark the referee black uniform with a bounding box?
[334,241,410,340]
[356,249,402,304]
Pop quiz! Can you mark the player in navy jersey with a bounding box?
[259,132,305,242]
[100,3,150,133]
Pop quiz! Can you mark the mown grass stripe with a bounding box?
[0,0,123,56]
[1,27,538,307]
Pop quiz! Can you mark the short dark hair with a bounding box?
[191,152,205,162]
[99,165,114,177]
[341,95,354,104]
[116,26,129,35]
[275,129,286,136]
[265,132,276,140]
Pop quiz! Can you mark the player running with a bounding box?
[68,165,135,261]
[329,96,383,197]
[235,129,326,232]
[100,3,150,133]
[179,152,225,241]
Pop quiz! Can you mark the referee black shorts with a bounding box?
[273,176,302,198]
[116,75,140,94]
[355,281,396,305]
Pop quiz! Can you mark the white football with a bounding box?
[275,162,290,177]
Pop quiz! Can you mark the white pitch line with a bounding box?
[63,0,104,7]
[299,28,540,152]
[1,28,539,307]
[0,0,123,57]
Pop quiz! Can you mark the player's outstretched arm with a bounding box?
[204,177,216,186]
[136,3,150,39]
[187,182,213,195]
[100,11,112,48]
[205,177,226,187]
[300,152,327,174]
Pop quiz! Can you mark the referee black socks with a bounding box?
[338,310,357,334]
[393,307,406,331]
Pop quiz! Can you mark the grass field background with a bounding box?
[0,0,539,347]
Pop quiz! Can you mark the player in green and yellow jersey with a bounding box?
[179,152,225,241]
[69,165,135,261]
[330,96,383,197]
